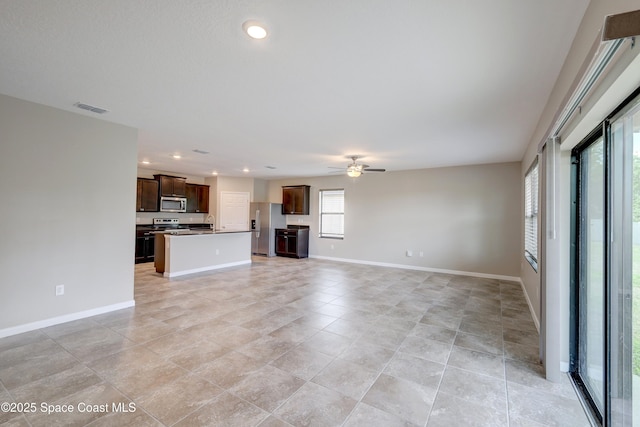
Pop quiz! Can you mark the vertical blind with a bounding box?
[524,159,539,269]
[319,189,344,238]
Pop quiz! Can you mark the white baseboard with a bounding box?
[0,300,136,339]
[519,279,541,333]
[164,259,252,278]
[309,255,521,282]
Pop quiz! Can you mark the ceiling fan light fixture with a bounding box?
[334,155,384,177]
[347,166,361,178]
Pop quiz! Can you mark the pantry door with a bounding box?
[219,191,250,231]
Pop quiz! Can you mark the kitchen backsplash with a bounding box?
[136,211,209,225]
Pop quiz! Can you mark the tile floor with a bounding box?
[0,257,590,426]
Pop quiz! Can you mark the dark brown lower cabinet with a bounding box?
[275,228,309,258]
[135,231,155,263]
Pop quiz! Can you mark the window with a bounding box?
[524,158,539,271]
[319,189,344,239]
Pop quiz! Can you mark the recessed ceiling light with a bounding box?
[243,168,250,173]
[212,171,218,175]
[172,154,181,159]
[141,160,150,165]
[243,21,267,39]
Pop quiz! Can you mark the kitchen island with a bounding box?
[154,230,251,277]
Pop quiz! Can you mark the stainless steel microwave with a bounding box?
[160,196,187,213]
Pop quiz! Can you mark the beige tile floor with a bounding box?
[0,257,590,426]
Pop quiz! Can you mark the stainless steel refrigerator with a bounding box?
[250,202,286,256]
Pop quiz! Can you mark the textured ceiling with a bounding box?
[0,0,590,178]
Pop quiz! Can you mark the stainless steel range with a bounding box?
[136,218,182,264]
[153,218,181,228]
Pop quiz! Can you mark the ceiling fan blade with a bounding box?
[363,168,386,172]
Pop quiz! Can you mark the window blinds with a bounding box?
[319,189,344,238]
[524,160,539,269]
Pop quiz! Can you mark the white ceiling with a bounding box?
[0,0,589,179]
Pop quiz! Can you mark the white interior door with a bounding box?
[219,191,250,231]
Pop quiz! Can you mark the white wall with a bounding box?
[267,162,521,278]
[216,176,254,196]
[521,0,640,307]
[520,0,640,372]
[0,94,137,335]
[204,176,218,223]
[253,178,269,202]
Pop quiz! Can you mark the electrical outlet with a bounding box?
[406,250,413,257]
[330,244,334,250]
[215,249,220,255]
[419,251,424,257]
[55,285,64,296]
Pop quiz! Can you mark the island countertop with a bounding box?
[155,231,251,277]
[152,229,249,235]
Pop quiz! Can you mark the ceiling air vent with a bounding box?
[192,149,210,154]
[73,102,109,114]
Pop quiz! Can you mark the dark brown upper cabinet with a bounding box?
[136,178,159,212]
[154,174,187,197]
[282,185,310,215]
[186,183,210,213]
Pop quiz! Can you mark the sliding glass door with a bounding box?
[609,100,640,427]
[577,132,605,418]
[573,129,606,422]
[572,89,640,426]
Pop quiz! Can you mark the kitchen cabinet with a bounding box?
[282,185,310,215]
[136,178,159,212]
[135,229,155,263]
[186,183,209,213]
[275,227,309,258]
[154,174,187,197]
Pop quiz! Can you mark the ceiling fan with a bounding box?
[330,155,386,177]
